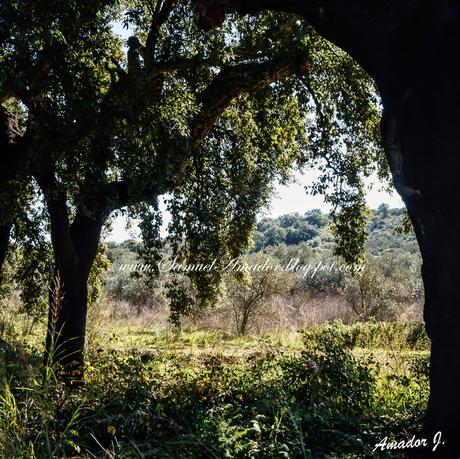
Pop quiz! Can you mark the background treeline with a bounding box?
[252,204,417,254]
[104,204,423,334]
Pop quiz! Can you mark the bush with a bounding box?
[0,321,428,458]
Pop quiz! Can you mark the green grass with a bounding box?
[95,318,429,352]
[0,320,429,458]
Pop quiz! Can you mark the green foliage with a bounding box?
[305,321,429,352]
[330,193,371,266]
[0,321,428,458]
[88,242,111,307]
[367,205,418,254]
[344,251,422,321]
[0,0,121,133]
[298,31,384,266]
[1,0,385,329]
[253,206,417,255]
[0,349,84,458]
[5,193,53,319]
[105,242,166,313]
[253,210,326,251]
[281,324,377,454]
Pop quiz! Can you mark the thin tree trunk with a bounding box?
[0,223,11,285]
[239,307,250,335]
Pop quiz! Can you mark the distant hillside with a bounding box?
[252,204,418,255]
[105,205,423,324]
[107,205,419,263]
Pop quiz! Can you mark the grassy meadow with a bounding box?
[0,207,428,457]
[0,304,429,458]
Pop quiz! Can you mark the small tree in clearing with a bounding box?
[226,255,293,335]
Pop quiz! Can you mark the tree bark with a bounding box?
[381,70,460,457]
[44,201,103,380]
[0,223,11,286]
[333,13,460,459]
[0,106,23,282]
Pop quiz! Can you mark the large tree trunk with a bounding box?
[0,106,24,282]
[377,7,460,454]
[192,1,460,455]
[45,203,103,380]
[381,70,460,457]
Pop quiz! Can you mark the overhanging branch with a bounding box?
[190,52,309,148]
[104,52,310,211]
[192,0,307,30]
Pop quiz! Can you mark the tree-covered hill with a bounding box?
[252,204,418,255]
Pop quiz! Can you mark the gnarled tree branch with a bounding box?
[190,52,309,148]
[145,0,175,68]
[106,51,309,210]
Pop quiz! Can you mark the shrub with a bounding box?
[0,322,428,458]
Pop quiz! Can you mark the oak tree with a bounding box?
[0,1,378,379]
